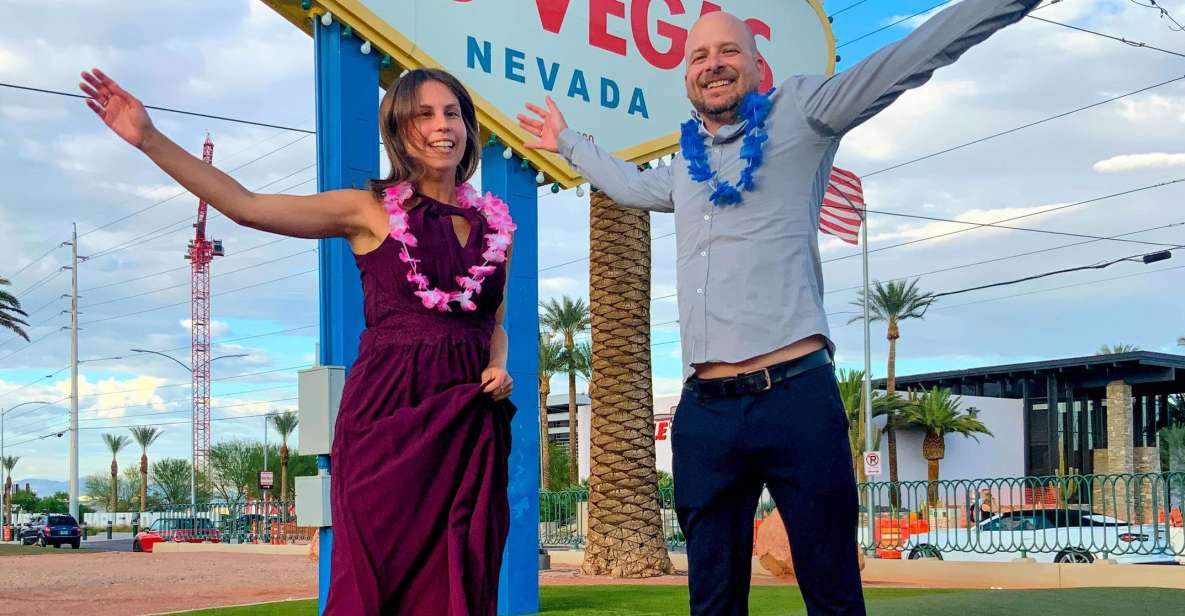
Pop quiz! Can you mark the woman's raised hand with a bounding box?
[80,68,155,150]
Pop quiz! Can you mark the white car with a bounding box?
[902,508,1178,564]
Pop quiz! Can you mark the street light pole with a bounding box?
[128,349,246,505]
[1,400,55,529]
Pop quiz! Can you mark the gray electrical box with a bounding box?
[295,475,332,527]
[298,366,345,456]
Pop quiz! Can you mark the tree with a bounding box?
[540,295,591,485]
[128,426,162,514]
[101,433,130,512]
[834,369,907,484]
[849,279,936,506]
[1097,344,1140,355]
[581,189,673,578]
[3,455,19,526]
[0,276,29,341]
[270,411,299,506]
[898,387,993,506]
[538,335,567,490]
[83,468,141,511]
[10,490,39,515]
[151,458,195,506]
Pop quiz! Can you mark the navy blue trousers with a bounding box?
[672,363,865,615]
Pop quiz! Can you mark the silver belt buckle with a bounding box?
[742,367,772,392]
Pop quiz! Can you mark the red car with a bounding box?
[132,517,221,552]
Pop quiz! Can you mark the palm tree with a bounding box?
[270,411,299,508]
[1097,344,1140,355]
[0,276,30,341]
[898,387,993,506]
[540,295,590,485]
[102,433,130,511]
[3,455,19,527]
[128,426,162,513]
[581,189,674,578]
[572,341,592,381]
[538,335,566,490]
[849,278,935,505]
[834,369,907,484]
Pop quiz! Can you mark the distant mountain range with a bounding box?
[10,479,69,496]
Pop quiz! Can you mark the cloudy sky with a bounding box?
[1,0,1183,483]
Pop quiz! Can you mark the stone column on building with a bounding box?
[1092,381,1137,520]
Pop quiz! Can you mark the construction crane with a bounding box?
[185,134,224,495]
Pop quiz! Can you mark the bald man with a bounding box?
[521,2,1040,614]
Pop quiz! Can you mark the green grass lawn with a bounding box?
[0,544,93,555]
[168,586,1185,615]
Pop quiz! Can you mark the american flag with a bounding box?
[820,166,865,245]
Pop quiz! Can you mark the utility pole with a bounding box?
[64,224,81,520]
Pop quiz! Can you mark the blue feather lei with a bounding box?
[679,88,774,207]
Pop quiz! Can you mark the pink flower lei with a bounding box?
[383,181,516,312]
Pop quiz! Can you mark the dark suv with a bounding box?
[21,514,82,549]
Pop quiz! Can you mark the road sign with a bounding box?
[262,0,835,187]
[258,470,275,491]
[863,451,882,477]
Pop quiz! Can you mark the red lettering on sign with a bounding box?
[590,0,629,56]
[655,419,671,441]
[529,0,779,80]
[632,0,687,71]
[535,0,572,34]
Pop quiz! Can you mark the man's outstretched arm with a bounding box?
[792,0,1042,136]
[520,96,675,213]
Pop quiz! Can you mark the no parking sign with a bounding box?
[864,452,882,477]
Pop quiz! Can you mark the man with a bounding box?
[519,2,1040,613]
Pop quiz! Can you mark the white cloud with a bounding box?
[868,204,1073,246]
[1115,94,1185,125]
[1093,152,1185,172]
[652,376,685,397]
[59,375,168,420]
[181,319,232,337]
[99,181,184,202]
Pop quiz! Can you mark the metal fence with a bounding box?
[858,472,1185,561]
[140,500,315,545]
[539,472,1185,561]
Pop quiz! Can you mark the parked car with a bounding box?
[132,517,221,553]
[904,508,1177,564]
[19,514,81,549]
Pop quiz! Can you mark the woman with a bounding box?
[80,67,516,615]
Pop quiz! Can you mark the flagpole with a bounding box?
[861,214,873,457]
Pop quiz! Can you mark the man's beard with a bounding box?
[694,93,742,122]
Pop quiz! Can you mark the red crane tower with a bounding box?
[186,134,224,488]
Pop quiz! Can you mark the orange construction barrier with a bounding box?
[1171,507,1183,528]
[875,518,911,559]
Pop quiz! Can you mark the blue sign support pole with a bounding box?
[483,148,541,616]
[314,17,377,615]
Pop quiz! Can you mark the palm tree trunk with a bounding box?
[886,325,900,508]
[581,190,674,578]
[110,459,118,512]
[140,453,149,513]
[280,444,290,505]
[922,432,945,507]
[927,459,940,506]
[539,379,551,490]
[567,348,579,485]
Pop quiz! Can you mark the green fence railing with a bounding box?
[540,472,1185,560]
[146,500,314,546]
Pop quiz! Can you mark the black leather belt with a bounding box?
[684,349,832,398]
